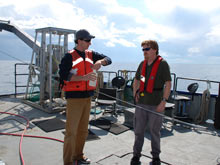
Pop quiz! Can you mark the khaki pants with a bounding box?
[63,97,91,165]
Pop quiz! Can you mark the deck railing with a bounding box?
[14,63,29,97]
[175,76,220,96]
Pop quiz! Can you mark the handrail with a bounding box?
[117,70,136,75]
[117,70,136,80]
[171,73,176,92]
[117,70,176,91]
[101,71,117,75]
[176,77,220,84]
[175,76,220,95]
[14,63,29,97]
[116,70,176,92]
[100,71,117,87]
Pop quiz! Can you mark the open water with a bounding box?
[0,60,220,95]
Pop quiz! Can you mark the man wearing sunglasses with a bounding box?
[131,40,171,165]
[59,29,112,165]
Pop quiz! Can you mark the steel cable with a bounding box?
[96,90,209,131]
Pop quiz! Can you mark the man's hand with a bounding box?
[92,59,107,70]
[92,61,101,70]
[133,78,140,104]
[156,101,166,112]
[134,92,139,103]
[83,72,97,81]
[70,71,97,81]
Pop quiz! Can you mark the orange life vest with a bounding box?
[62,50,96,92]
[140,56,162,94]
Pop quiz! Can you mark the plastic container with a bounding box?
[89,69,97,87]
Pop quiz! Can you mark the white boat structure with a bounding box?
[0,20,220,165]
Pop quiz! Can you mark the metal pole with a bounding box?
[14,63,17,97]
[64,34,68,54]
[49,32,53,110]
[218,83,220,96]
[40,31,46,104]
[25,32,38,99]
[58,34,61,61]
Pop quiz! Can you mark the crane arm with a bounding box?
[0,20,40,53]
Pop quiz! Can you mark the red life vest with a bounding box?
[62,50,96,92]
[140,56,162,94]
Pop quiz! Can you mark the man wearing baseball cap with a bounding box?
[75,29,95,41]
[59,29,112,165]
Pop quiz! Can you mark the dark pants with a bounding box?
[133,104,163,158]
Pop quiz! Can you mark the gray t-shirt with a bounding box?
[135,58,171,105]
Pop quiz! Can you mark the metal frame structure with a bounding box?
[0,20,76,112]
[25,27,76,111]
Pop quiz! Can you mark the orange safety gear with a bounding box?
[62,50,96,91]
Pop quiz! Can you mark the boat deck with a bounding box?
[0,96,220,165]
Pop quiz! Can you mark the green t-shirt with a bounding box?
[135,58,171,105]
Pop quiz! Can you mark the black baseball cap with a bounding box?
[75,29,95,40]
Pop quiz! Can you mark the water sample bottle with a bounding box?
[89,69,97,87]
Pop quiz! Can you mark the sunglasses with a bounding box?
[142,47,151,51]
[81,39,91,43]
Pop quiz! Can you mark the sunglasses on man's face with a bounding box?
[142,47,151,51]
[81,39,91,43]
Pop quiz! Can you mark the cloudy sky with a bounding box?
[1,0,220,65]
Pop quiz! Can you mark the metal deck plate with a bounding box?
[96,153,168,165]
[0,118,24,133]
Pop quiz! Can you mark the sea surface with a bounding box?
[0,60,220,95]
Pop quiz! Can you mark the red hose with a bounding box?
[0,111,29,165]
[0,111,64,165]
[0,132,64,143]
